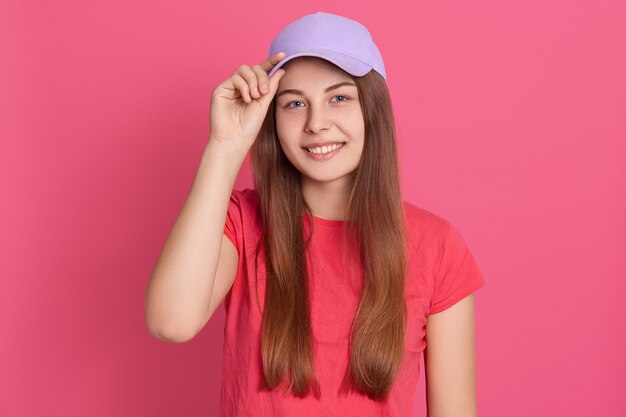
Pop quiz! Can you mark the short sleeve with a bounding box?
[223,188,243,255]
[429,221,486,315]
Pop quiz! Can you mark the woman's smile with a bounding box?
[302,142,345,161]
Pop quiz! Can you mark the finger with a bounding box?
[237,65,261,99]
[256,67,285,107]
[231,73,251,103]
[268,67,285,93]
[252,64,269,95]
[260,51,287,73]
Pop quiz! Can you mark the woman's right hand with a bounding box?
[209,52,287,152]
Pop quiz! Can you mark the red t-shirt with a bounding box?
[220,188,486,417]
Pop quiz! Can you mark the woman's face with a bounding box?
[274,57,365,186]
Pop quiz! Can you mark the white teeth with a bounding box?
[306,143,343,154]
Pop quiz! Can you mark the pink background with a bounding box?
[1,1,624,416]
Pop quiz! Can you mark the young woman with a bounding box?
[145,12,486,417]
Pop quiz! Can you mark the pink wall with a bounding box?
[1,1,624,416]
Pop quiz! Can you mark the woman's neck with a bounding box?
[301,176,350,221]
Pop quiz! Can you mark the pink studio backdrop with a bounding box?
[1,1,624,416]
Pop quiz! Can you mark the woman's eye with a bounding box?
[332,95,349,102]
[285,101,304,108]
[284,95,349,109]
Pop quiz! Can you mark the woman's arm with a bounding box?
[144,140,245,343]
[424,294,478,417]
[144,53,286,343]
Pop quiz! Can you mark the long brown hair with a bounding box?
[250,60,407,402]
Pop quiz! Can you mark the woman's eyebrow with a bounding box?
[276,81,357,99]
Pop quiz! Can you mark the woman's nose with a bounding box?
[304,103,332,134]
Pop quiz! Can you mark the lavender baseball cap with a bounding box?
[266,12,387,81]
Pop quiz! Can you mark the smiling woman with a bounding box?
[145,11,486,417]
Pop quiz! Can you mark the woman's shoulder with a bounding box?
[402,199,451,239]
[226,188,262,240]
[230,187,260,209]
[229,187,262,225]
